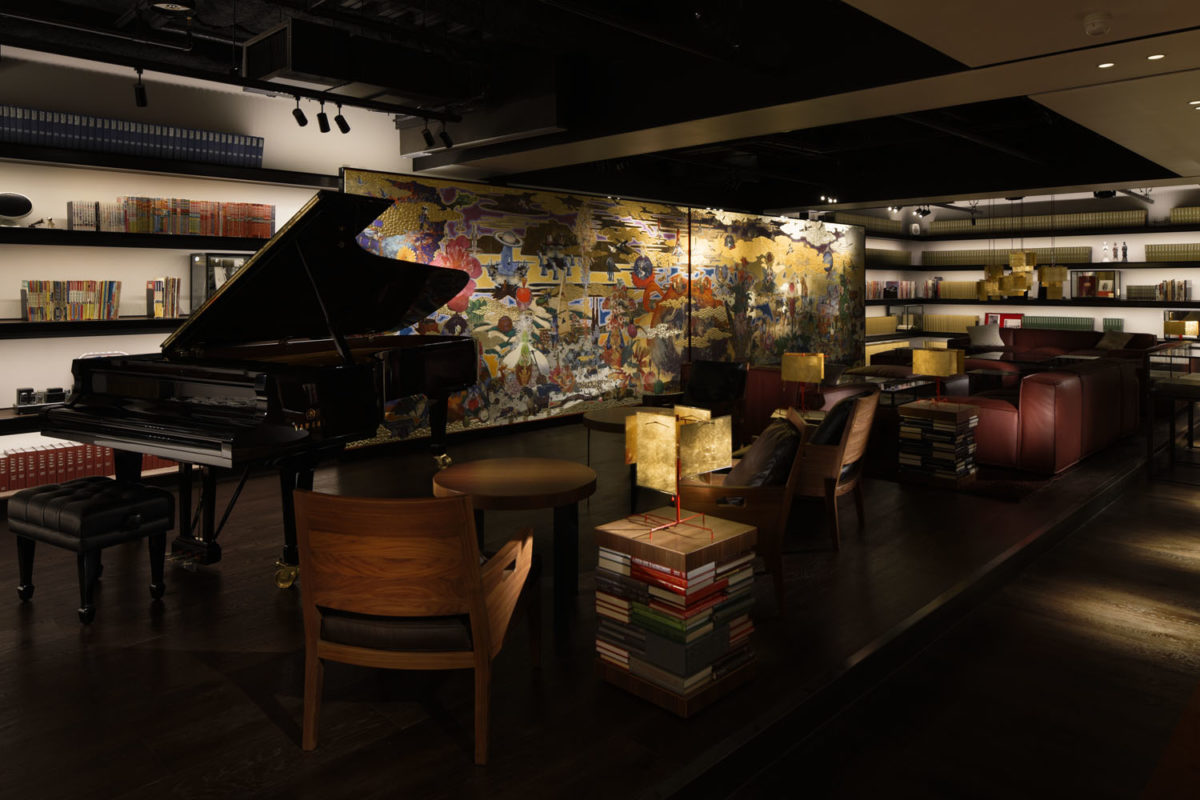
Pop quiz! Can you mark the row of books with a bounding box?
[67,198,275,238]
[928,210,1146,234]
[921,247,1092,267]
[866,280,919,300]
[146,277,183,318]
[0,443,174,493]
[594,546,755,695]
[0,104,263,167]
[20,280,122,322]
[1126,281,1191,301]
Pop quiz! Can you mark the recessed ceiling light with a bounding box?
[1190,100,1200,105]
[1098,62,1115,69]
[1148,54,1166,60]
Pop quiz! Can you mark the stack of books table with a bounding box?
[593,509,757,717]
[897,399,979,487]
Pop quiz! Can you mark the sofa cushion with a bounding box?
[967,324,1005,348]
[725,418,801,486]
[1094,331,1134,350]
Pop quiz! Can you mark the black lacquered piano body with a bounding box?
[42,191,476,578]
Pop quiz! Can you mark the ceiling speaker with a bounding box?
[0,193,33,225]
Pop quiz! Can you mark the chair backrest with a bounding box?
[838,390,879,469]
[293,491,486,623]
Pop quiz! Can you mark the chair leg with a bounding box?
[824,478,841,552]
[474,663,491,765]
[853,483,866,532]
[302,650,324,751]
[148,532,166,600]
[525,562,542,669]
[767,549,785,615]
[16,536,35,601]
[76,549,101,624]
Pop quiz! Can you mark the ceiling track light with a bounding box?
[333,104,350,134]
[292,96,307,127]
[316,101,330,133]
[421,120,436,149]
[439,122,454,150]
[133,67,147,108]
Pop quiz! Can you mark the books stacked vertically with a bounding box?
[0,105,263,167]
[0,439,175,493]
[593,513,758,716]
[145,277,182,318]
[65,197,275,238]
[897,400,979,487]
[20,280,122,321]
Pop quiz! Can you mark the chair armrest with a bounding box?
[481,528,534,658]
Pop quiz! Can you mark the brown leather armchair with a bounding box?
[293,491,534,764]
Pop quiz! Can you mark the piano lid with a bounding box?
[162,190,469,357]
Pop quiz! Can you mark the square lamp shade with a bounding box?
[625,405,732,495]
[1165,320,1200,337]
[912,347,965,378]
[781,352,824,383]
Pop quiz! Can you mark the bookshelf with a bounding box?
[0,155,324,450]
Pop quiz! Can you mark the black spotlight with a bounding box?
[316,101,330,133]
[421,121,436,149]
[1093,189,1117,198]
[439,123,453,149]
[334,104,350,134]
[292,97,308,127]
[133,67,147,107]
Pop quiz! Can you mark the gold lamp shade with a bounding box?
[912,347,965,378]
[781,352,824,383]
[624,408,732,495]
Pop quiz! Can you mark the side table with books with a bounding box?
[593,509,757,717]
[897,400,979,487]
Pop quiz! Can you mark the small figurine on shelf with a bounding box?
[1121,241,1128,262]
[1101,241,1111,262]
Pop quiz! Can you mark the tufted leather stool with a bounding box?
[9,477,175,623]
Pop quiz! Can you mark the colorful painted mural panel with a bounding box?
[343,169,689,441]
[689,210,865,366]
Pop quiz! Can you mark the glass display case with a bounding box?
[886,303,923,331]
[1162,309,1200,339]
[1069,269,1120,299]
[190,252,249,311]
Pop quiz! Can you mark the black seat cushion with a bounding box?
[320,608,473,652]
[724,418,801,487]
[8,477,174,551]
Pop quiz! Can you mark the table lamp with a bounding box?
[625,405,732,532]
[912,347,965,400]
[781,352,824,411]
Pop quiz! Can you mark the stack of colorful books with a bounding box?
[594,530,756,704]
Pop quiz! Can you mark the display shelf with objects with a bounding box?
[0,158,322,450]
[593,509,757,717]
[860,200,1200,341]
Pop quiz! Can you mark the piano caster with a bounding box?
[274,561,300,589]
[433,452,454,470]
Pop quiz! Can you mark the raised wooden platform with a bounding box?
[0,419,1156,799]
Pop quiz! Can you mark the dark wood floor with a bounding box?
[726,477,1200,799]
[0,419,1192,799]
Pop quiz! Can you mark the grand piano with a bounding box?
[42,190,477,586]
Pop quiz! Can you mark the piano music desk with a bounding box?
[432,457,597,632]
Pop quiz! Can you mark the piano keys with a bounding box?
[42,191,477,585]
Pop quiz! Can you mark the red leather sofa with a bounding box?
[943,358,1141,474]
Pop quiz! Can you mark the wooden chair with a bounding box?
[677,389,879,611]
[293,490,534,765]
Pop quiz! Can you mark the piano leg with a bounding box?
[429,394,452,468]
[171,465,222,565]
[274,461,313,589]
[113,449,142,481]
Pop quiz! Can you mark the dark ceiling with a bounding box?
[0,0,1178,212]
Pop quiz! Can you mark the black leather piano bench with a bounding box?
[9,477,175,624]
